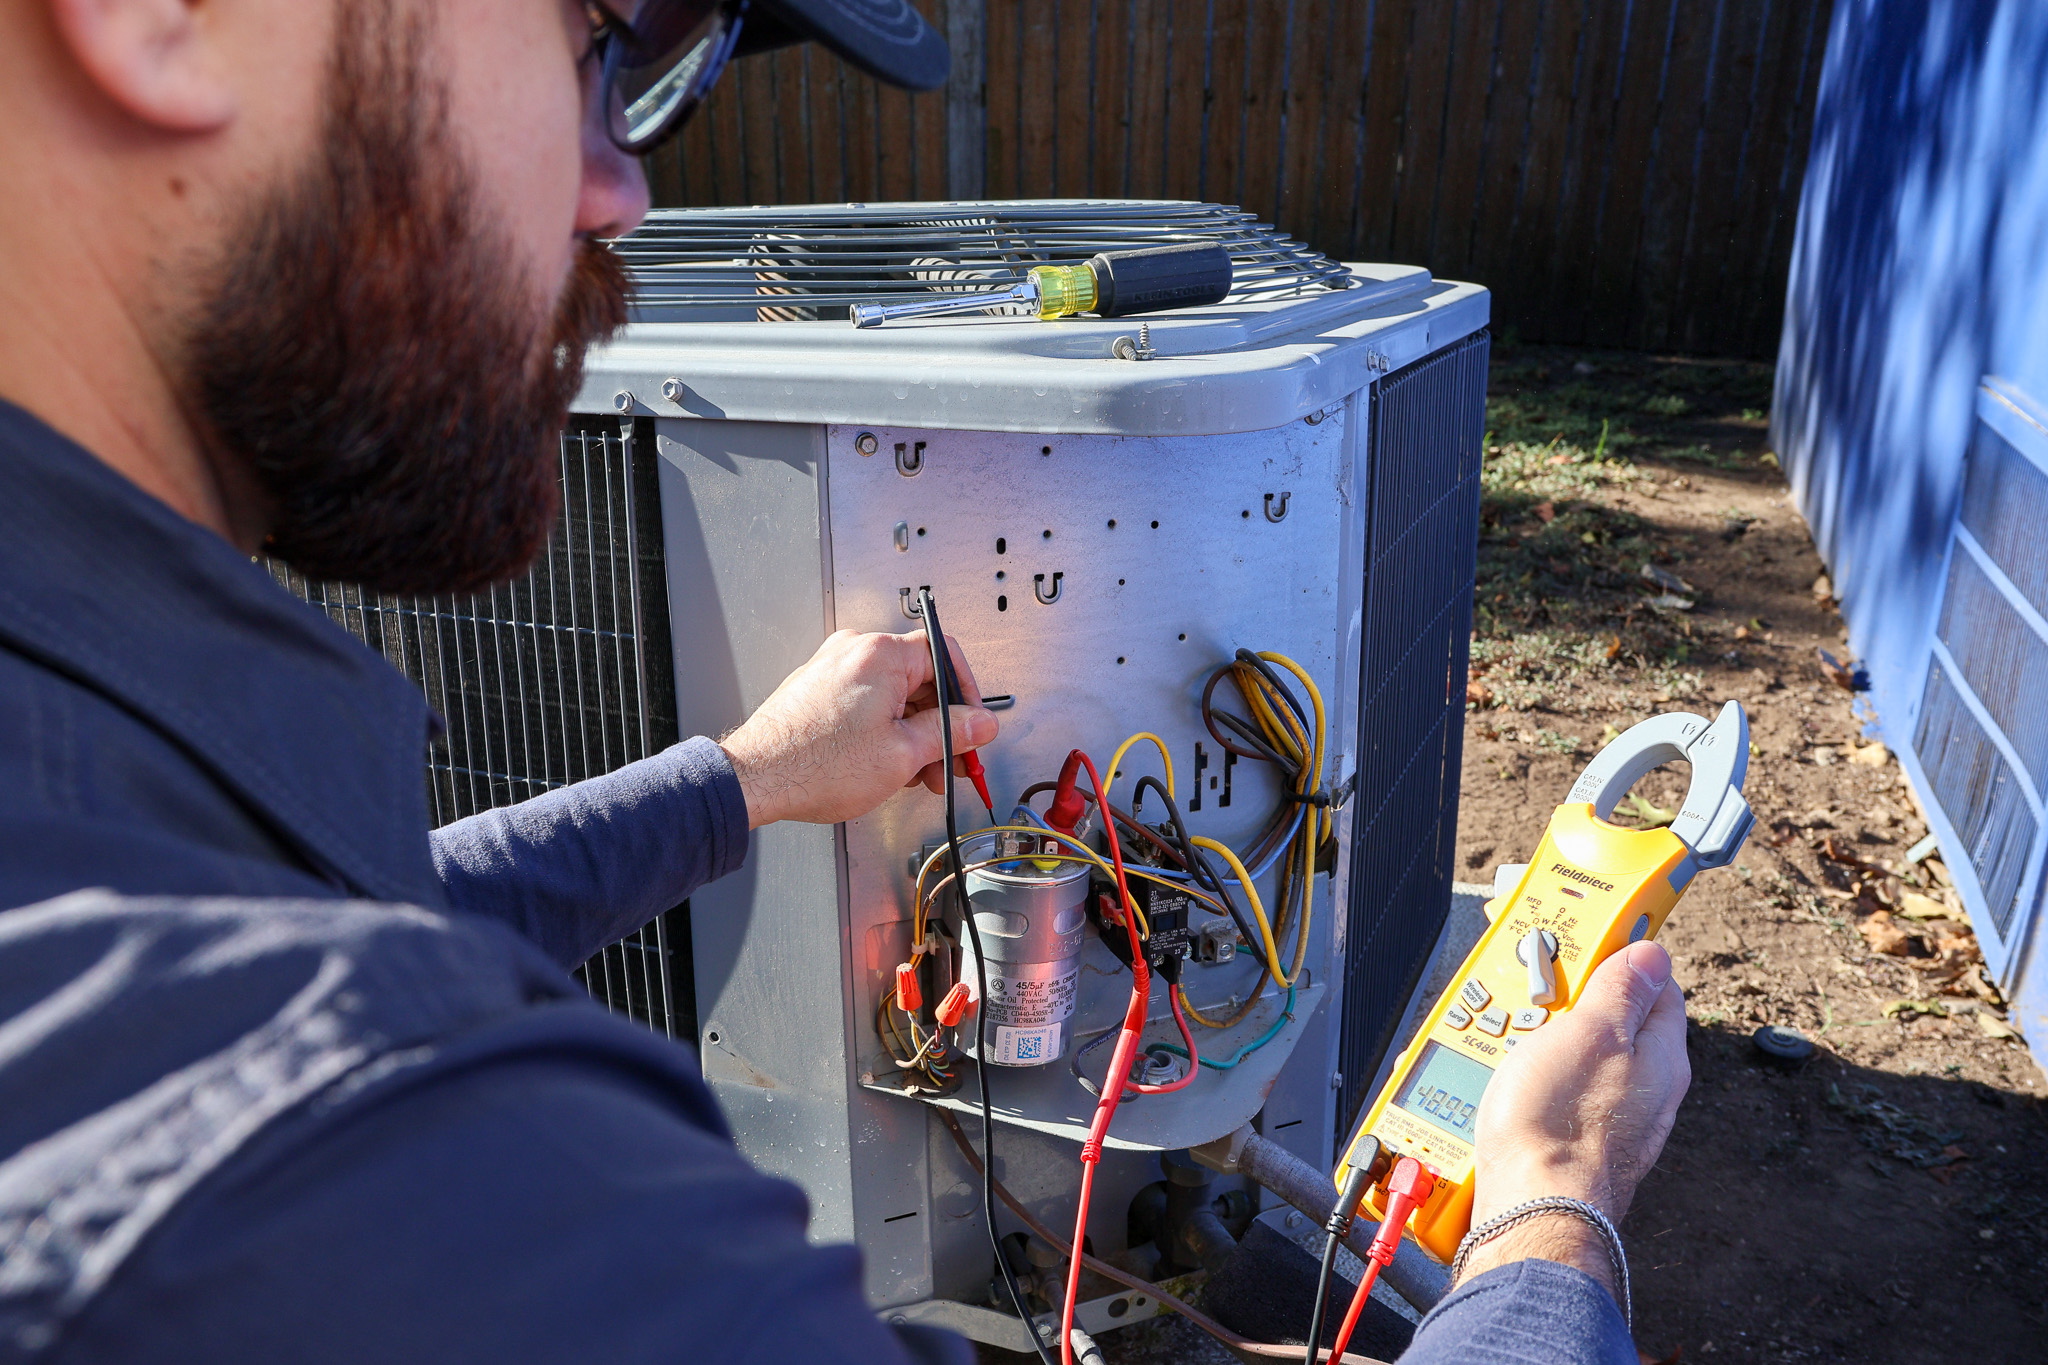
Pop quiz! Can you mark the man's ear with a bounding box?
[50,0,237,132]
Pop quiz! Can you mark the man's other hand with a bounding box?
[719,630,998,829]
[1458,941,1690,1294]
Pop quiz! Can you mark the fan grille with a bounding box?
[614,200,1352,321]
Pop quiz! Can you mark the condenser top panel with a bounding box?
[580,199,1489,438]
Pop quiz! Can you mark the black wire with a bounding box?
[1128,774,1278,979]
[1069,1024,1120,1098]
[1302,1230,1345,1365]
[920,589,1059,1365]
[1305,1159,1376,1363]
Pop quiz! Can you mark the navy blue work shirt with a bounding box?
[0,400,1633,1365]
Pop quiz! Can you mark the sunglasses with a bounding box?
[585,0,748,154]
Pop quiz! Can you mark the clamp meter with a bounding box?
[1336,702,1755,1262]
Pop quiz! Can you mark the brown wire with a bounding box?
[934,1111,1388,1365]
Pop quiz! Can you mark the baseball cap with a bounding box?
[736,0,951,91]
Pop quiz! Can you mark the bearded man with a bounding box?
[0,3,991,1361]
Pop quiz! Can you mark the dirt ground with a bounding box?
[1458,344,2048,1363]
[1035,344,2048,1364]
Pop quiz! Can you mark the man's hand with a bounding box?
[719,630,998,829]
[1457,941,1690,1295]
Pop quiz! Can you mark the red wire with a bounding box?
[1325,1259,1383,1365]
[1060,750,1146,1365]
[1125,982,1200,1093]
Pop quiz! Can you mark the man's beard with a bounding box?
[187,5,630,596]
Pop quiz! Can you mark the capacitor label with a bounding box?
[978,963,1079,1065]
[985,964,1079,1028]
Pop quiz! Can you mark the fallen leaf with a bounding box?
[1647,593,1695,612]
[1971,967,2004,1005]
[1811,745,1839,766]
[1733,625,1751,641]
[1605,635,1622,662]
[1549,453,1571,466]
[1813,573,1834,601]
[1882,997,1947,1019]
[1977,1013,2021,1041]
[1816,647,1858,690]
[1638,1347,1684,1365]
[1533,500,1556,523]
[1895,891,1951,921]
[1466,680,1493,708]
[1860,913,1918,956]
[1849,741,1890,767]
[1601,723,1624,746]
[1641,562,1696,594]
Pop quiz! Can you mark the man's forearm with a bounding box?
[430,737,749,968]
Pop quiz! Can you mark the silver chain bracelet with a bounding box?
[1448,1196,1633,1331]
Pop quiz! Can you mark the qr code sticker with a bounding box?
[996,1025,1057,1064]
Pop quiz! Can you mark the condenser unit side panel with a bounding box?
[1252,384,1372,1171]
[651,418,892,1261]
[1338,332,1490,1133]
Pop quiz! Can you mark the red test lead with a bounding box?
[1326,1158,1437,1365]
[960,750,995,820]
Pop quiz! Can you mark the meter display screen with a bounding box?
[1393,1041,1495,1138]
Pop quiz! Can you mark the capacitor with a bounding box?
[953,860,1091,1067]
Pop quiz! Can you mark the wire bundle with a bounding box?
[1183,650,1329,1028]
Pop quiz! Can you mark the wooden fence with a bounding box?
[646,0,1834,358]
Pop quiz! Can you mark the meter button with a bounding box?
[1443,1004,1473,1031]
[1512,1007,1549,1031]
[1459,979,1492,1012]
[1629,914,1650,943]
[1473,1006,1509,1037]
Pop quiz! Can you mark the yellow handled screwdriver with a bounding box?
[849,241,1232,328]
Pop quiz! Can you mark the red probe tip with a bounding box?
[961,752,995,817]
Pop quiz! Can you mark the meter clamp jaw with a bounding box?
[1337,702,1753,1264]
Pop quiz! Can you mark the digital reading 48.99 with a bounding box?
[1392,1040,1495,1137]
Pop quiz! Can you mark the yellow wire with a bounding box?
[1257,651,1326,794]
[1241,668,1308,765]
[1190,835,1294,988]
[1258,651,1328,961]
[1105,731,1176,801]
